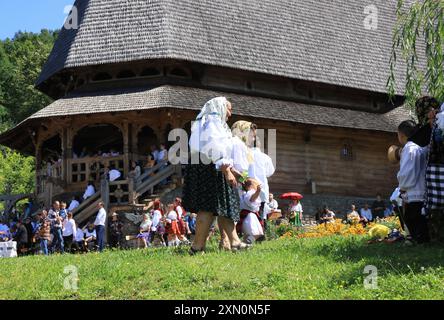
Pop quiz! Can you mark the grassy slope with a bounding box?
[0,236,443,300]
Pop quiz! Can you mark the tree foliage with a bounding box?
[0,148,35,195]
[388,0,444,108]
[0,30,57,197]
[0,30,58,131]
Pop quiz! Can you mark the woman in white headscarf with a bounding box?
[231,120,275,237]
[183,97,250,254]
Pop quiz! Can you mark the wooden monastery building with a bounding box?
[0,0,410,221]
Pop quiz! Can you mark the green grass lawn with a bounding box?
[1,236,443,300]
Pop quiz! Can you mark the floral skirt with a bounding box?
[182,162,240,222]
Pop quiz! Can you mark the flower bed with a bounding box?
[278,216,402,239]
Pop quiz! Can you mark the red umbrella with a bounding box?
[280,192,303,200]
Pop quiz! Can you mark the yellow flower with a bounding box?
[368,224,390,239]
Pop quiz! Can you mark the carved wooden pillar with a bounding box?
[122,121,129,178]
[66,126,74,184]
[100,177,110,244]
[130,123,139,160]
[61,128,68,184]
[35,143,42,196]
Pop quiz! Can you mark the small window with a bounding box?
[372,101,380,111]
[246,81,253,90]
[340,144,353,161]
[92,72,113,81]
[140,67,161,77]
[168,67,190,78]
[116,70,136,79]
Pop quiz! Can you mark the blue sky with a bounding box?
[0,0,75,40]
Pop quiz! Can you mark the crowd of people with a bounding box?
[3,95,444,258]
[0,201,108,256]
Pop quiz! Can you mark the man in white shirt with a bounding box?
[397,120,430,243]
[68,196,80,212]
[268,193,279,211]
[62,212,77,253]
[83,182,95,200]
[94,202,107,252]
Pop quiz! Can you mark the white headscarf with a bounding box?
[191,97,231,134]
[190,97,233,163]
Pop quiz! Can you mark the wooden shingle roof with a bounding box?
[8,85,411,130]
[37,0,407,94]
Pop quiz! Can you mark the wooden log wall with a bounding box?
[250,118,400,198]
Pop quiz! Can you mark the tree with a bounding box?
[0,30,58,126]
[0,148,35,196]
[388,0,444,108]
[0,30,58,197]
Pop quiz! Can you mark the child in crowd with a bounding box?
[149,200,166,246]
[36,211,51,255]
[174,198,191,245]
[83,222,97,252]
[397,120,430,244]
[137,214,152,248]
[288,199,303,227]
[59,202,67,220]
[238,178,264,244]
[73,226,85,253]
[165,204,181,247]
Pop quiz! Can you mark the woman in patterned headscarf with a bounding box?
[183,97,250,254]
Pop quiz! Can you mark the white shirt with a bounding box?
[84,229,97,238]
[175,206,184,219]
[158,149,167,163]
[241,190,262,212]
[390,187,403,207]
[397,141,427,203]
[290,203,303,213]
[231,136,250,173]
[248,147,275,202]
[62,218,76,237]
[167,210,178,221]
[360,208,373,221]
[83,185,95,200]
[151,210,162,231]
[109,169,121,182]
[94,207,107,226]
[189,114,234,169]
[68,200,80,212]
[268,199,279,210]
[140,219,151,232]
[75,228,84,242]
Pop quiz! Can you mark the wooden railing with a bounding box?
[72,179,106,225]
[109,179,134,206]
[135,163,176,200]
[68,155,125,185]
[68,162,178,225]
